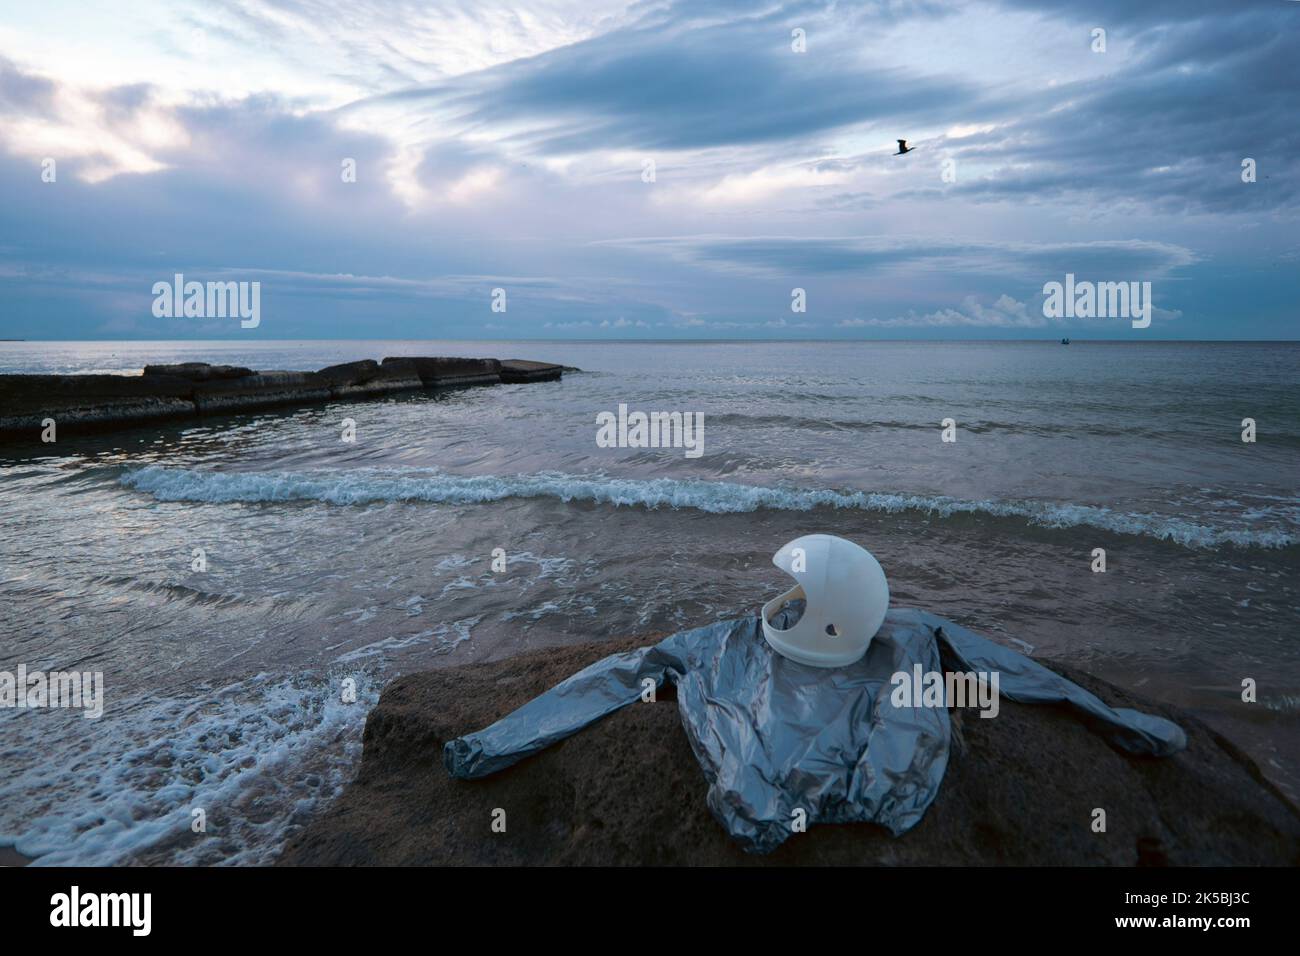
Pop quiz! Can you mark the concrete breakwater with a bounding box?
[0,357,566,441]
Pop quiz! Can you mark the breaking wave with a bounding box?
[117,465,1298,551]
[0,673,379,866]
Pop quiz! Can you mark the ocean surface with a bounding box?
[1,339,1297,864]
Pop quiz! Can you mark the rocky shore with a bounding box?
[0,356,565,442]
[278,633,1300,866]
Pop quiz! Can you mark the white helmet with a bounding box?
[760,534,890,668]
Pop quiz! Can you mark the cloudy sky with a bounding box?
[0,0,1296,340]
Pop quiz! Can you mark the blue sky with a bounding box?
[0,0,1296,340]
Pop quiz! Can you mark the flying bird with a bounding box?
[894,139,915,156]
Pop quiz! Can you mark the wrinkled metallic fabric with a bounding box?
[444,607,1186,854]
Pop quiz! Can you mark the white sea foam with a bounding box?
[116,465,1298,550]
[333,633,430,663]
[510,551,580,578]
[432,615,481,651]
[0,673,379,866]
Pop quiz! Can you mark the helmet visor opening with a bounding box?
[763,584,806,632]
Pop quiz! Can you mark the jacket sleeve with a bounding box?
[444,640,689,779]
[926,612,1187,756]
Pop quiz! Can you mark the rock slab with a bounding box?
[500,359,564,383]
[382,356,503,387]
[0,373,196,432]
[191,370,332,414]
[0,357,569,441]
[278,635,1300,866]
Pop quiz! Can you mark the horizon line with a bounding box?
[3,337,1299,345]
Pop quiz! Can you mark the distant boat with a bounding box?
[1061,337,1070,345]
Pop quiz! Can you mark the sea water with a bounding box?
[1,339,1297,863]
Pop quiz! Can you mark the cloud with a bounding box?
[0,58,183,182]
[840,294,1045,328]
[0,55,55,112]
[601,235,1197,280]
[354,2,988,156]
[888,4,1300,214]
[0,0,1295,340]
